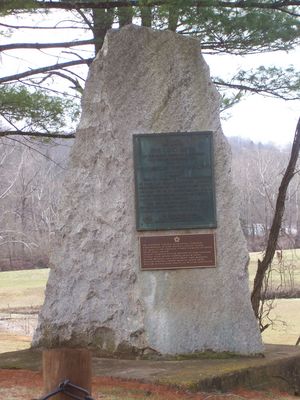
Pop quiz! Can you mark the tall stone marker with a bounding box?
[33,25,263,355]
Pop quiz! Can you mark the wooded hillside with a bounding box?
[0,136,298,271]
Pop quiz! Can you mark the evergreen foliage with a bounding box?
[0,0,36,15]
[0,0,299,136]
[215,66,300,101]
[0,85,80,133]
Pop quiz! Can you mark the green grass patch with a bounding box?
[0,349,41,370]
[0,269,49,289]
[0,269,49,310]
[142,350,250,361]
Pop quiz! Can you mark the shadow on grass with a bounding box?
[0,348,41,370]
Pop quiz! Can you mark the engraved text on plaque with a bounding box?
[140,233,216,270]
[133,132,216,231]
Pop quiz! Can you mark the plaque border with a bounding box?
[139,232,217,271]
[133,131,217,231]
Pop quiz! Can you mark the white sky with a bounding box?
[205,49,300,146]
[1,12,299,146]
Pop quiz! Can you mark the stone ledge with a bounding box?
[0,344,299,394]
[91,344,300,394]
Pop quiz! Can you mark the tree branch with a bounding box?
[0,130,75,139]
[3,136,66,169]
[0,152,24,201]
[251,117,300,319]
[0,58,94,84]
[213,80,300,101]
[76,9,94,31]
[6,0,299,13]
[15,80,79,99]
[50,71,84,93]
[0,22,85,30]
[0,39,95,52]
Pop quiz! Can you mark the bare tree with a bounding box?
[251,117,300,331]
[0,138,70,270]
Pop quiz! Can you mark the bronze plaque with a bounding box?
[133,132,216,231]
[140,233,216,270]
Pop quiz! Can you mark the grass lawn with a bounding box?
[248,249,300,345]
[248,248,300,292]
[261,298,300,345]
[0,257,300,351]
[0,332,32,354]
[0,269,49,311]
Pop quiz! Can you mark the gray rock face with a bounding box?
[33,25,263,355]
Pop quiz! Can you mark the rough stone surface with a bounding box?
[33,25,263,355]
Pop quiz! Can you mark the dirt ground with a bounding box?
[0,369,297,400]
[0,341,299,399]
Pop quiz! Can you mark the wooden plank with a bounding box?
[43,348,92,399]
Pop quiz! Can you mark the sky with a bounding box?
[205,49,300,147]
[1,12,299,147]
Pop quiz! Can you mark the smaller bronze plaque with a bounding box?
[140,233,216,270]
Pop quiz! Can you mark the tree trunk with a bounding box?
[295,188,300,248]
[141,6,152,27]
[168,5,179,31]
[118,2,133,28]
[92,9,114,54]
[251,117,300,324]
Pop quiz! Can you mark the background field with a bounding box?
[0,269,49,311]
[0,249,300,353]
[248,250,300,345]
[248,249,300,293]
[261,298,300,345]
[0,269,49,353]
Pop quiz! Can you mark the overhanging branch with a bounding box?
[0,58,94,84]
[0,130,75,139]
[0,22,87,30]
[213,80,300,101]
[0,39,95,52]
[6,0,299,13]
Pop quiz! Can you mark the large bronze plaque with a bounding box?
[133,132,216,231]
[140,233,216,270]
